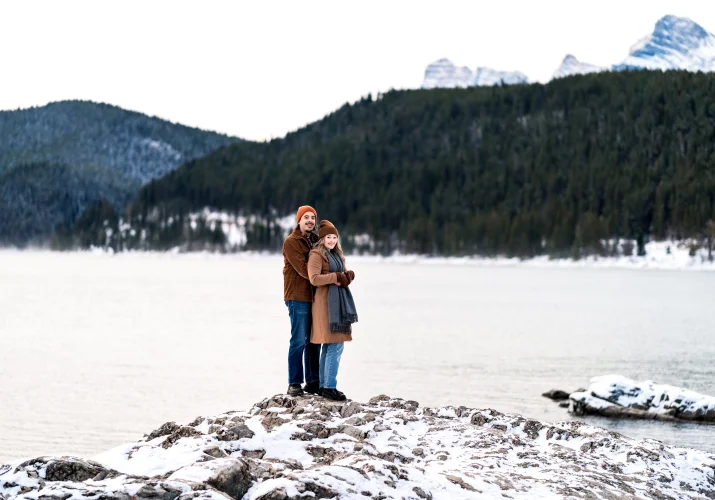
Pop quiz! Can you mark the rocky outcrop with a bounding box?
[0,456,222,499]
[422,58,528,89]
[2,394,714,499]
[614,15,715,72]
[552,54,606,79]
[569,375,715,423]
[541,389,572,401]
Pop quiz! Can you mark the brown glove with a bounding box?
[346,270,355,282]
[336,272,350,287]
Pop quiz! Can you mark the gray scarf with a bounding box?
[327,251,358,333]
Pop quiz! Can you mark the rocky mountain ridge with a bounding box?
[424,15,715,88]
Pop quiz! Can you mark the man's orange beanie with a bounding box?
[296,205,317,224]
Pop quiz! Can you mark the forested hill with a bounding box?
[0,101,240,245]
[67,70,715,257]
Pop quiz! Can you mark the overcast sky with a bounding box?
[1,0,713,141]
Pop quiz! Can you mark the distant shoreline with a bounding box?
[2,245,715,272]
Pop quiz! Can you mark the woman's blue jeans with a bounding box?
[285,300,320,386]
[319,342,344,389]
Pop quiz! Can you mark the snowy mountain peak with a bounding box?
[422,58,473,89]
[424,15,715,88]
[473,67,528,86]
[614,15,715,72]
[552,54,606,79]
[654,15,710,45]
[422,58,528,89]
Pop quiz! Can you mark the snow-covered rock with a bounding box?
[472,67,528,86]
[570,375,715,423]
[0,456,228,499]
[422,58,528,89]
[2,395,714,499]
[552,54,606,79]
[422,58,474,88]
[614,15,715,72]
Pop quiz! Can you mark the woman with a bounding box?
[307,220,358,401]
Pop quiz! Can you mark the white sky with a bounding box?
[1,0,713,141]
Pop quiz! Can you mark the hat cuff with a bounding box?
[319,228,338,238]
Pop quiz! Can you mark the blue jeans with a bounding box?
[319,342,344,389]
[285,300,320,386]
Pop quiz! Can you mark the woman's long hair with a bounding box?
[314,236,346,262]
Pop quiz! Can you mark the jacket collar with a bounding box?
[291,228,318,243]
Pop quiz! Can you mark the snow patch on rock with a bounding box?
[570,375,715,422]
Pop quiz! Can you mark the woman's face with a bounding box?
[324,234,338,249]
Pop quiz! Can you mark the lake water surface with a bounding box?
[1,251,714,463]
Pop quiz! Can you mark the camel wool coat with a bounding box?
[307,249,353,344]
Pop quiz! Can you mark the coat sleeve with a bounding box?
[283,238,310,280]
[308,251,337,287]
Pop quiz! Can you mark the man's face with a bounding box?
[299,212,316,234]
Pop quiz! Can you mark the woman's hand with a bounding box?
[346,270,355,282]
[336,272,350,287]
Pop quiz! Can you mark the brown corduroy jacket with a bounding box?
[282,228,319,302]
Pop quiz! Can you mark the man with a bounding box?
[282,205,321,396]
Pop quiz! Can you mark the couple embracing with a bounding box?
[282,205,358,402]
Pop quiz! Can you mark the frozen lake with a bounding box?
[1,251,714,463]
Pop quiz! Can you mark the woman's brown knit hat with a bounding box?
[318,219,338,239]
